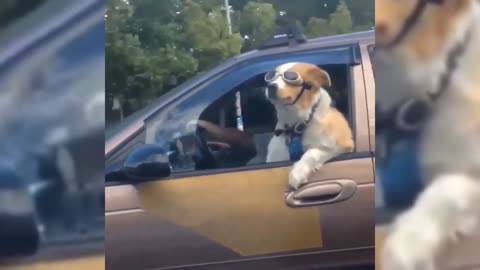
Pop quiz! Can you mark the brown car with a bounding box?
[105,31,375,270]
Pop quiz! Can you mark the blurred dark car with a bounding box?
[0,0,105,268]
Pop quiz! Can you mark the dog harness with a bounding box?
[275,99,320,161]
[376,0,474,211]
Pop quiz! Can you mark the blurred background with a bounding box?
[0,0,105,268]
[105,0,374,127]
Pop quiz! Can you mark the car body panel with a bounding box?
[106,157,374,270]
[1,255,104,270]
[105,31,375,270]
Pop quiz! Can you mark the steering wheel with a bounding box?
[193,127,234,170]
[206,141,231,152]
[193,127,216,170]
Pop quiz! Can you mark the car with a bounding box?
[105,29,375,270]
[0,0,104,269]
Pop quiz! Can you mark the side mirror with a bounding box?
[123,144,171,182]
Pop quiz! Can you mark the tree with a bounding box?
[182,1,243,69]
[328,0,353,34]
[105,0,245,121]
[345,0,374,27]
[105,0,373,123]
[105,0,141,117]
[239,2,277,51]
[259,0,338,25]
[305,17,331,38]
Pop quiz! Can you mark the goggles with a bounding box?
[264,71,304,86]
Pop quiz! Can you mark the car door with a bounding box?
[105,44,375,270]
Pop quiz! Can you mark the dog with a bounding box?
[264,62,354,189]
[376,0,480,269]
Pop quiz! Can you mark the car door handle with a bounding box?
[285,179,357,208]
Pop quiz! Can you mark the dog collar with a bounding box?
[275,99,320,161]
[275,97,320,136]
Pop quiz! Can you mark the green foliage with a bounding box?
[305,17,331,39]
[344,0,375,27]
[106,0,374,123]
[328,0,353,34]
[183,1,243,68]
[240,2,277,51]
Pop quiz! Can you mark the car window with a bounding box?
[141,48,357,174]
[192,64,351,169]
[368,44,375,75]
[104,45,361,180]
[0,0,46,30]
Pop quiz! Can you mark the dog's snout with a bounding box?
[267,83,278,98]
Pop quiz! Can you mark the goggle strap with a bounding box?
[288,82,311,105]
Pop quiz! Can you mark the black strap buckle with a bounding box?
[275,121,307,138]
[293,122,307,134]
[395,98,431,131]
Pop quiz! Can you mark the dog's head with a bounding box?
[264,62,331,110]
[375,0,479,109]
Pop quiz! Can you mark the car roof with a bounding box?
[0,0,102,72]
[105,30,374,155]
[230,30,373,61]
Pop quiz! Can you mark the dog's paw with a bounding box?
[382,217,441,270]
[289,162,311,189]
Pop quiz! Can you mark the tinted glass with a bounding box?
[283,71,300,81]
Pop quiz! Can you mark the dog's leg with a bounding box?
[288,148,336,189]
[382,173,480,270]
[266,135,289,163]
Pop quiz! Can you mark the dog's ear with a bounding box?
[303,65,331,90]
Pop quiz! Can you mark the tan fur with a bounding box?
[284,63,352,152]
[376,0,480,269]
[266,62,354,188]
[275,83,301,105]
[286,63,352,152]
[318,109,354,152]
[275,63,332,110]
[376,0,474,60]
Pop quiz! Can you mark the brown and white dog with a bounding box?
[376,0,480,269]
[265,62,354,189]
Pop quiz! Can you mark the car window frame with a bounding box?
[361,42,375,153]
[105,43,372,185]
[367,44,375,75]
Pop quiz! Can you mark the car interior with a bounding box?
[194,64,351,169]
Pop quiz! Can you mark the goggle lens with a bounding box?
[283,71,299,81]
[264,71,302,85]
[264,71,277,82]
